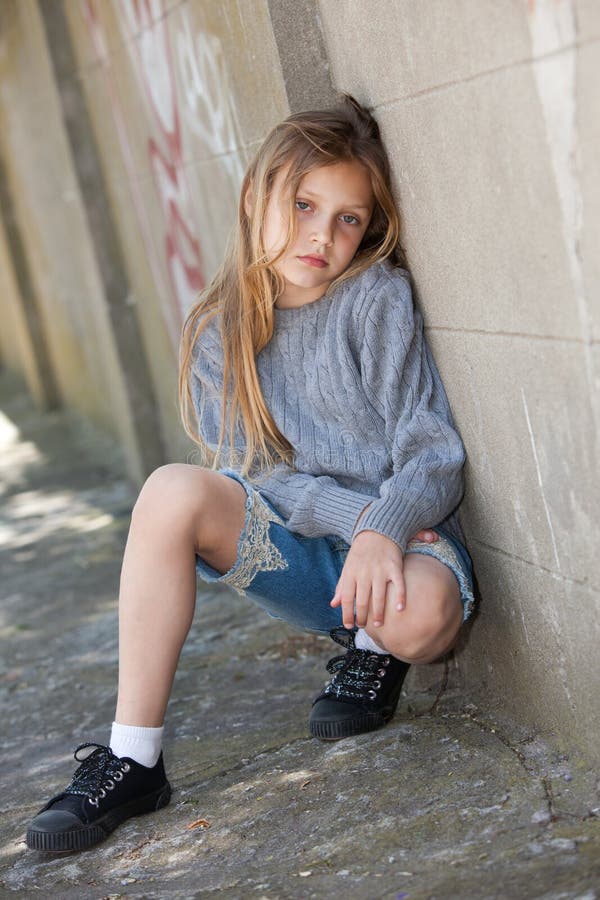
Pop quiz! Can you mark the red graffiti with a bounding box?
[83,0,205,346]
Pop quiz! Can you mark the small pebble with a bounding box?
[531,809,551,824]
[548,838,577,852]
[527,842,545,856]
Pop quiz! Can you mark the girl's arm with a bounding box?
[252,465,375,543]
[350,268,465,552]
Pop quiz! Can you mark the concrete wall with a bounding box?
[0,0,598,763]
[0,0,149,476]
[0,175,49,406]
[317,0,600,761]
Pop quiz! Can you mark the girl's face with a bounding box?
[261,159,375,308]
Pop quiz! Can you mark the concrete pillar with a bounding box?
[38,0,166,477]
[267,0,336,112]
[0,140,59,408]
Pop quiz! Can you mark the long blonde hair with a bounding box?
[179,94,404,478]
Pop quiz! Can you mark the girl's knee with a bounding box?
[133,464,209,520]
[134,465,248,559]
[382,615,459,664]
[373,581,463,664]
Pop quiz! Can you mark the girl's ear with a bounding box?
[243,182,253,218]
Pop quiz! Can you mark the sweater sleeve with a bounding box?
[191,319,374,544]
[252,465,374,544]
[350,270,466,551]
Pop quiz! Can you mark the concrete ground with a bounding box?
[0,369,599,900]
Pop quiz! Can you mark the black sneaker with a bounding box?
[26,742,171,852]
[309,627,410,740]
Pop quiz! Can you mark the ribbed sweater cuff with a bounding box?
[352,495,427,553]
[311,484,374,545]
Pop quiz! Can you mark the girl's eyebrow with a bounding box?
[298,189,371,211]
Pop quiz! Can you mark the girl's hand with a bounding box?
[330,531,405,630]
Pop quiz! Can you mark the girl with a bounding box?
[26,95,474,852]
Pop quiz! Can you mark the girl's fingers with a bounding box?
[331,553,406,628]
[341,590,356,630]
[331,578,357,629]
[354,580,370,628]
[370,577,388,627]
[330,578,343,607]
[413,529,439,543]
[392,575,406,612]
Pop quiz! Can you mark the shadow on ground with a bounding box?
[1,371,599,899]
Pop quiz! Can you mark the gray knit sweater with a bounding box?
[191,259,465,552]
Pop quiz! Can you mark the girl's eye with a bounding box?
[294,201,359,224]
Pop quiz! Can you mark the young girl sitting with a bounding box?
[27,94,474,853]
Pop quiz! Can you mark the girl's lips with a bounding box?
[298,255,328,268]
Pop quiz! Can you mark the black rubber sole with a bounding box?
[26,783,171,852]
[309,711,391,741]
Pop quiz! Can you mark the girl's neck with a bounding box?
[274,283,328,310]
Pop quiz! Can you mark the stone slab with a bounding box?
[375,67,583,341]
[427,329,597,584]
[319,0,533,107]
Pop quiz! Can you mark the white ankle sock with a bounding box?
[109,722,164,768]
[355,628,387,654]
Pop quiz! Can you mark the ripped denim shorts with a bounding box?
[195,468,475,634]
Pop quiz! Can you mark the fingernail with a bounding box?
[396,603,404,611]
[373,620,381,627]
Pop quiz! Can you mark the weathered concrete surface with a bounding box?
[1,371,599,899]
[318,0,600,772]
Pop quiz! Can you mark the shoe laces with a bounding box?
[65,742,131,807]
[323,627,392,703]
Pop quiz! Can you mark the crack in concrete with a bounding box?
[457,708,598,827]
[190,734,313,790]
[469,538,598,592]
[375,32,600,111]
[427,324,587,344]
[458,709,556,823]
[413,656,450,717]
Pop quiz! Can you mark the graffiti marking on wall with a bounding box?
[120,0,205,333]
[83,0,246,346]
[175,11,245,188]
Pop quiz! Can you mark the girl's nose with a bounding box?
[311,219,334,246]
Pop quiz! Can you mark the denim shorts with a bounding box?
[195,468,475,634]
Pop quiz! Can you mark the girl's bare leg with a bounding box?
[114,465,247,727]
[363,553,464,664]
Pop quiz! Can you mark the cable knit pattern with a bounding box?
[191,260,466,552]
